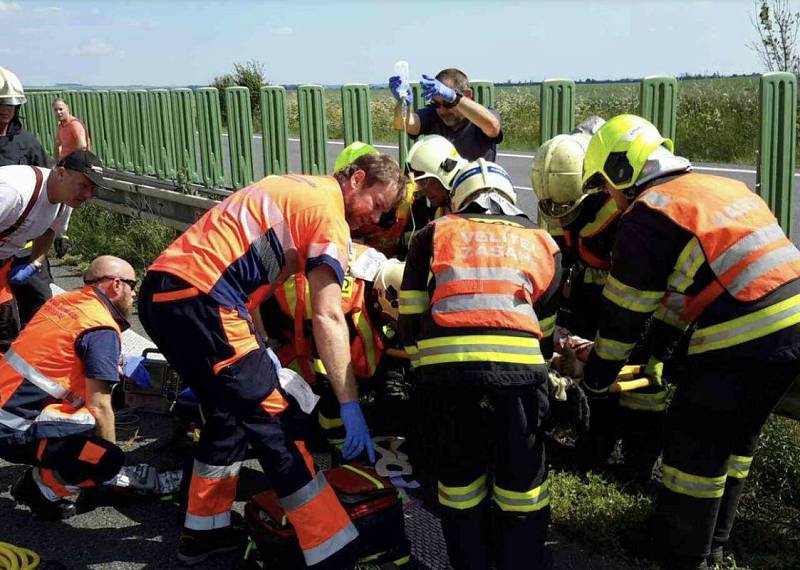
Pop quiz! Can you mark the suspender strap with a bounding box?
[0,166,44,240]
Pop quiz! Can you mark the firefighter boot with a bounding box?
[440,504,491,570]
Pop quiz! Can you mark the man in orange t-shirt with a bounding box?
[52,98,89,160]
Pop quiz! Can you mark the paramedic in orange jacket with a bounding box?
[138,154,405,567]
[0,256,135,521]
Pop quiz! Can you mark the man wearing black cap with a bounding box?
[0,149,107,349]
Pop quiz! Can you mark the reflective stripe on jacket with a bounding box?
[430,215,558,336]
[637,173,800,322]
[149,175,351,311]
[0,286,121,441]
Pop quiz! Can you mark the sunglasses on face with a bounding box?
[84,275,137,291]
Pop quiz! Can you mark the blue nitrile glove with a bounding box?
[420,74,457,103]
[340,400,376,463]
[8,263,38,285]
[122,355,152,389]
[389,75,413,105]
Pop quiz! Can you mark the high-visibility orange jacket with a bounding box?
[398,212,562,382]
[584,173,800,393]
[149,175,352,311]
[272,244,384,383]
[0,286,122,442]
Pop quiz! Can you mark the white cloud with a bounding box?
[69,38,115,57]
[32,5,61,17]
[0,1,21,14]
[270,26,293,35]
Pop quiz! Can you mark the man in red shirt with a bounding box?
[52,98,89,161]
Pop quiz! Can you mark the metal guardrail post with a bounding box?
[195,87,225,188]
[297,85,328,175]
[341,84,373,147]
[410,82,423,111]
[84,90,109,165]
[170,88,200,184]
[470,81,496,108]
[758,72,797,239]
[540,79,575,144]
[224,86,255,189]
[260,86,289,176]
[129,90,156,176]
[110,90,133,172]
[149,89,177,180]
[640,75,678,145]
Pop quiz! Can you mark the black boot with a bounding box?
[10,468,76,520]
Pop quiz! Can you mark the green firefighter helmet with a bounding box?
[334,141,379,172]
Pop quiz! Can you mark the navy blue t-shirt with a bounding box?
[75,329,121,383]
[413,105,504,161]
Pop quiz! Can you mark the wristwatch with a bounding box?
[442,92,463,109]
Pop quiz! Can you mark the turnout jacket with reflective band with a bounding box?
[584,173,800,393]
[149,175,351,311]
[270,244,384,382]
[399,211,561,385]
[0,286,125,442]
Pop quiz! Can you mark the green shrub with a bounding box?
[67,204,178,274]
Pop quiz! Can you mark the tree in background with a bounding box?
[750,0,800,74]
[212,60,268,128]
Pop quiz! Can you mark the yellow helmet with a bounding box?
[582,114,673,191]
[373,258,404,323]
[334,141,378,172]
[532,133,591,225]
[0,66,26,106]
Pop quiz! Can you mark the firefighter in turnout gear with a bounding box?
[138,154,405,567]
[579,114,800,569]
[399,158,561,569]
[533,117,666,481]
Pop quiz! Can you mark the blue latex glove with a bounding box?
[340,400,375,463]
[388,75,413,105]
[8,263,38,285]
[420,74,457,103]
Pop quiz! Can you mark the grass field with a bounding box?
[283,76,771,166]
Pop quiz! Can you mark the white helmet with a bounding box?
[406,135,465,189]
[531,133,592,225]
[0,67,26,106]
[372,258,404,323]
[450,159,516,212]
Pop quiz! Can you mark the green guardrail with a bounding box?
[225,86,255,189]
[471,81,496,108]
[758,72,796,239]
[171,88,200,184]
[129,90,155,176]
[640,75,678,146]
[260,86,289,176]
[110,90,133,171]
[297,85,328,175]
[341,84,373,147]
[149,89,177,180]
[540,79,575,144]
[195,87,225,188]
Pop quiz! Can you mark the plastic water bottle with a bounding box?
[394,60,409,100]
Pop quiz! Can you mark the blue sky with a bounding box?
[1,0,765,87]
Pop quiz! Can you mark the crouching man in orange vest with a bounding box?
[138,154,405,567]
[0,255,136,520]
[260,243,405,451]
[399,159,561,569]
